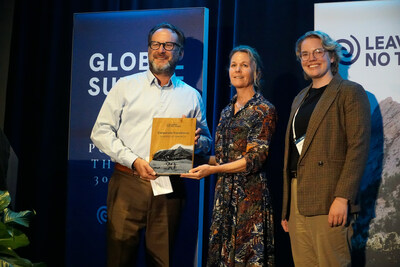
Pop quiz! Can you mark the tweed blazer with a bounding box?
[282,74,371,219]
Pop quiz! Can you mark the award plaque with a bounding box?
[149,118,196,175]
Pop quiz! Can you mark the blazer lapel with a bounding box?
[284,86,310,170]
[299,74,343,161]
[286,86,310,145]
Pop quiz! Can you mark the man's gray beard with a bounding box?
[150,60,175,75]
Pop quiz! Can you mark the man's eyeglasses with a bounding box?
[299,48,326,61]
[149,41,181,51]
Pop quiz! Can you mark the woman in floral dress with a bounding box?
[181,45,277,266]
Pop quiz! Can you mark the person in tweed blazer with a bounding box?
[281,31,371,266]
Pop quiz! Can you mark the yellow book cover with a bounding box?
[149,118,196,175]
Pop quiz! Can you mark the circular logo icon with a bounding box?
[97,205,108,224]
[337,35,361,66]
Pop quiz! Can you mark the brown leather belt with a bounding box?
[114,163,139,176]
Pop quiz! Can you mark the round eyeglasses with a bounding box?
[149,41,181,51]
[299,48,326,61]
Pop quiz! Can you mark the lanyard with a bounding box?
[292,107,300,141]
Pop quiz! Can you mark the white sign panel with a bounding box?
[316,1,400,266]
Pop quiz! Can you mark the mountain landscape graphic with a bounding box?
[152,146,192,161]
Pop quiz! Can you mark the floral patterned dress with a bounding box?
[207,92,277,267]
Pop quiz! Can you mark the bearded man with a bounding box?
[91,22,211,266]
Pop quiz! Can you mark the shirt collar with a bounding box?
[146,69,178,89]
[230,92,260,107]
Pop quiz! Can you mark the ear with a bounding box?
[329,54,335,63]
[178,49,184,61]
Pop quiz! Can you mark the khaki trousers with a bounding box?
[107,169,184,267]
[288,178,353,267]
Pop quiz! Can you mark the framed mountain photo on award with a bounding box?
[149,118,196,175]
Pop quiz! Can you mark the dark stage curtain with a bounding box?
[4,0,356,265]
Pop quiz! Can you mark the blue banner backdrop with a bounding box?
[66,8,209,266]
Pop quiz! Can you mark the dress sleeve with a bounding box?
[244,104,277,174]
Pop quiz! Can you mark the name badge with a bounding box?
[295,135,305,155]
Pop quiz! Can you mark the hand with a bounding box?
[133,158,157,180]
[181,115,200,145]
[281,219,289,232]
[194,128,201,145]
[180,164,214,180]
[328,197,349,227]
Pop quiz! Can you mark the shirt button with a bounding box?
[318,161,324,166]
